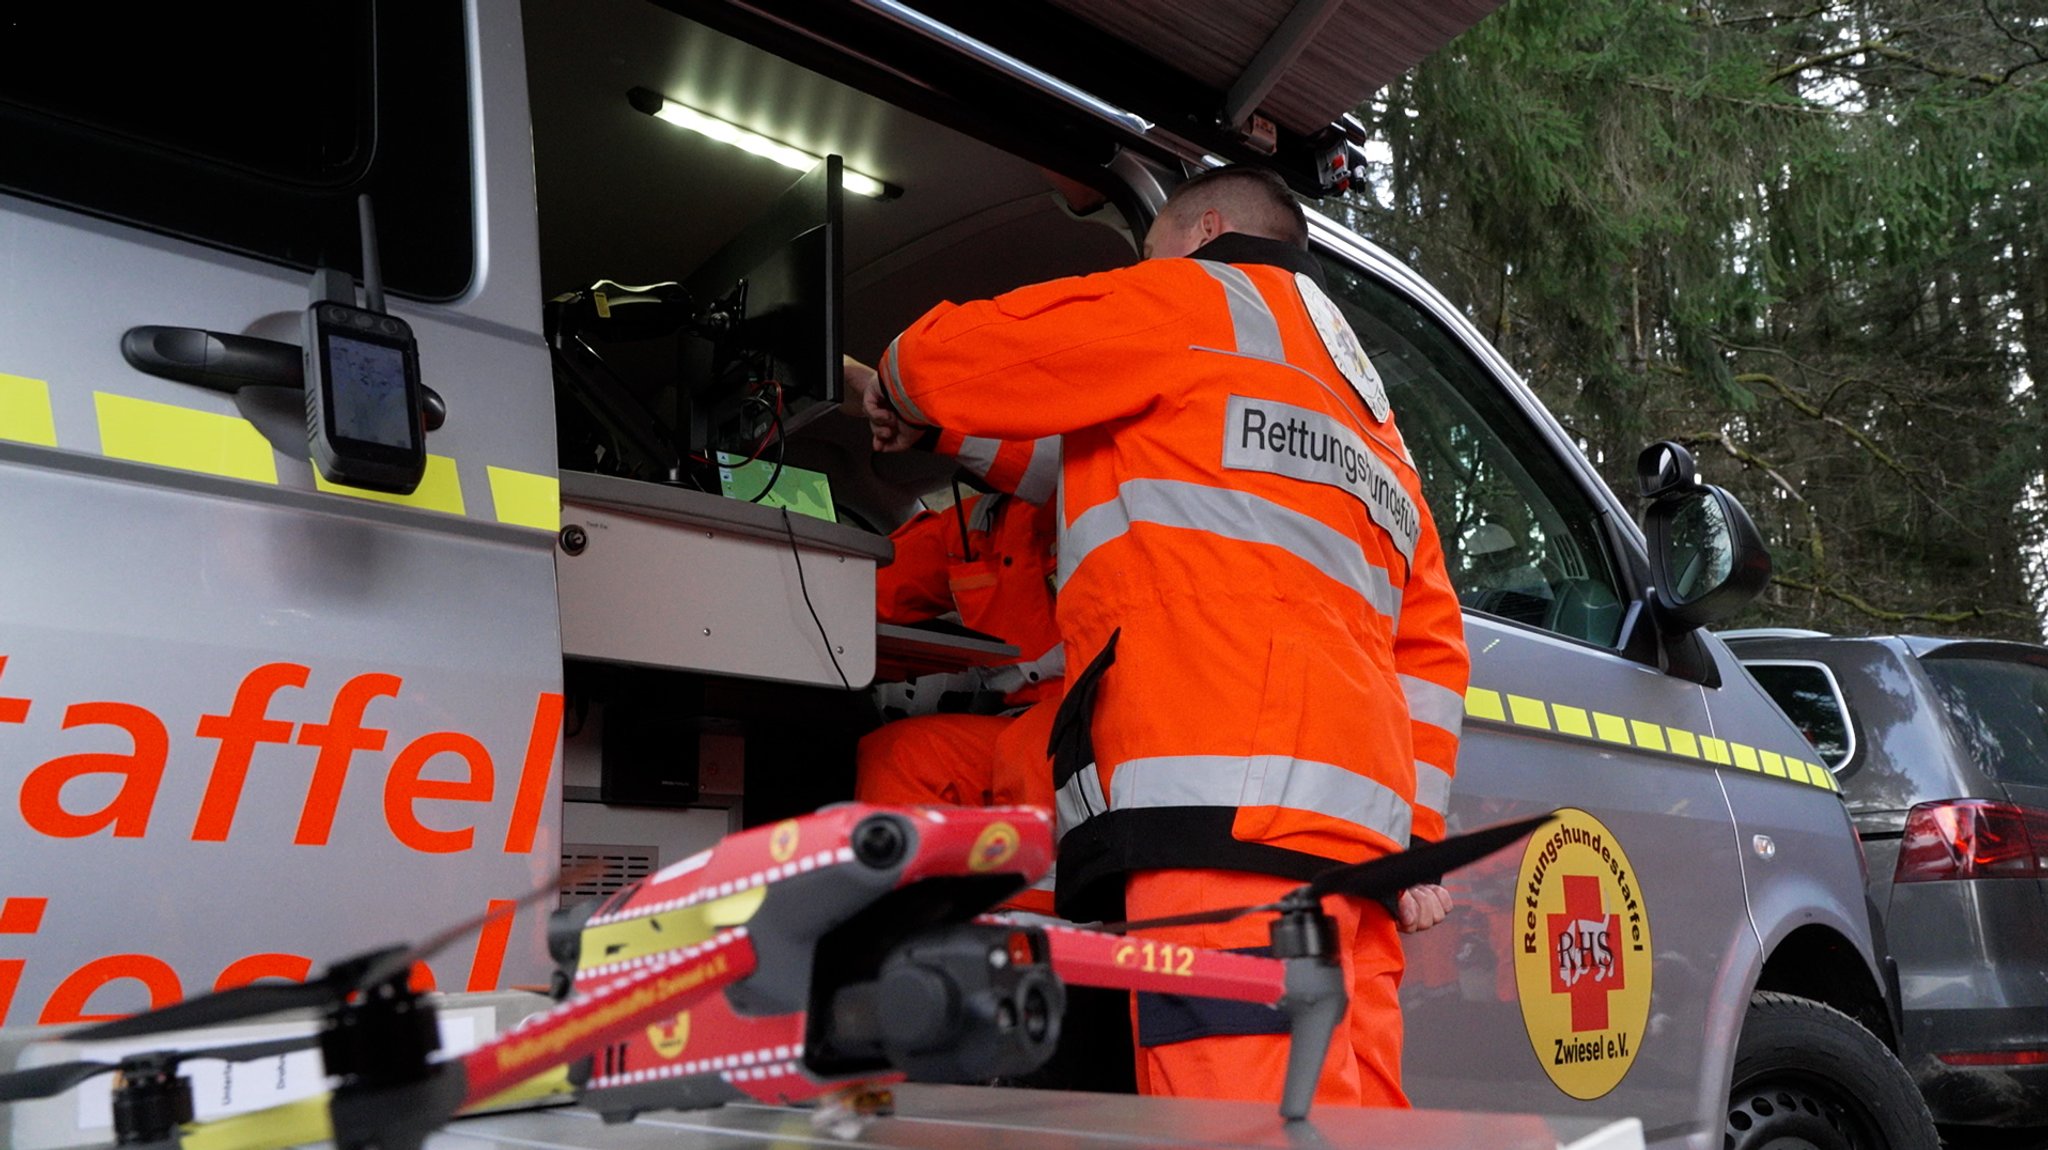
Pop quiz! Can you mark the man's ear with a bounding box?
[1198,206,1226,242]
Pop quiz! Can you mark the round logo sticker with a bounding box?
[968,822,1021,873]
[647,1011,691,1059]
[1512,808,1652,1100]
[769,819,800,863]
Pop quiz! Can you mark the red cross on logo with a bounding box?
[1548,873,1624,1031]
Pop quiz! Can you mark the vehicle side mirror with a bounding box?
[1644,483,1773,632]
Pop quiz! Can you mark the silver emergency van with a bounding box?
[0,3,1934,1149]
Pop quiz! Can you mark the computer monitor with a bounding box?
[681,154,844,460]
[547,155,844,482]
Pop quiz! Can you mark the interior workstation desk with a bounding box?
[556,472,1018,687]
[556,472,894,688]
[551,471,1020,845]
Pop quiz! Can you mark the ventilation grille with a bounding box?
[560,843,658,909]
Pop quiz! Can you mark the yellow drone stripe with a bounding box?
[180,1095,332,1150]
[576,885,767,972]
[467,1064,577,1114]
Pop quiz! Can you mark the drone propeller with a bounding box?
[0,1034,318,1104]
[1104,811,1557,933]
[66,862,600,1043]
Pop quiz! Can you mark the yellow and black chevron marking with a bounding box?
[0,377,559,532]
[1464,686,1839,793]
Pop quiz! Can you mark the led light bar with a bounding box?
[628,87,898,200]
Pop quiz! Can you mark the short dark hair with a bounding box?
[1160,166,1308,250]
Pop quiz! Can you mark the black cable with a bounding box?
[950,474,976,560]
[745,389,786,504]
[783,507,851,690]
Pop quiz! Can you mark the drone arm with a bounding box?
[1033,923,1287,1005]
[455,927,758,1107]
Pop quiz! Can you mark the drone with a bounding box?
[0,802,1554,1150]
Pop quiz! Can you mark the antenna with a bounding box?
[358,194,387,316]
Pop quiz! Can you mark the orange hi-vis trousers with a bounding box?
[854,700,1059,914]
[1124,868,1407,1109]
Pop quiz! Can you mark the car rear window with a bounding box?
[1920,657,2048,786]
[1745,662,1853,768]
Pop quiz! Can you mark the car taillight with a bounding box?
[1894,800,2048,882]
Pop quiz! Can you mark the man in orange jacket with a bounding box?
[847,165,1467,1109]
[853,434,1065,912]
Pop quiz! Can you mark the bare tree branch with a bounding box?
[1770,573,2038,626]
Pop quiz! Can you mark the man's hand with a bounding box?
[1395,883,1452,934]
[860,370,922,455]
[839,354,878,417]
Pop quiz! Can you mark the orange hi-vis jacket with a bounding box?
[876,488,1063,709]
[878,235,1468,917]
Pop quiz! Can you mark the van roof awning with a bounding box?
[1031,0,1501,138]
[876,0,1502,188]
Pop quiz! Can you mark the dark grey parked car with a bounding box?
[1724,629,2048,1132]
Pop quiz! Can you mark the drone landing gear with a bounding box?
[108,1054,195,1148]
[320,951,465,1150]
[1270,901,1346,1123]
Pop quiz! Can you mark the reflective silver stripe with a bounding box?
[881,335,937,427]
[1195,262,1285,361]
[979,642,1066,694]
[1054,761,1108,840]
[954,436,1002,481]
[1223,394,1420,564]
[1402,675,1466,738]
[1414,763,1452,819]
[1056,754,1413,846]
[1016,437,1061,505]
[1194,345,1412,468]
[1057,478,1399,620]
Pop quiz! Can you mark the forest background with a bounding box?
[1325,0,2048,641]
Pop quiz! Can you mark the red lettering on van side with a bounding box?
[385,731,494,853]
[0,898,47,1026]
[294,672,403,845]
[39,954,183,1025]
[503,692,563,853]
[192,663,311,841]
[19,702,169,838]
[215,952,315,991]
[466,899,517,992]
[0,656,29,724]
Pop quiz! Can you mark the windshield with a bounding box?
[1920,656,2048,786]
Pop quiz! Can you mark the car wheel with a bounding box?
[1727,991,1938,1150]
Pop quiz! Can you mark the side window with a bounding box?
[0,5,473,300]
[1745,661,1854,768]
[1315,256,1627,647]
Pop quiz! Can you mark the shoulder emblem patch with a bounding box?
[1295,272,1389,423]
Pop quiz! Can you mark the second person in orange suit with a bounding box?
[853,432,1065,913]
